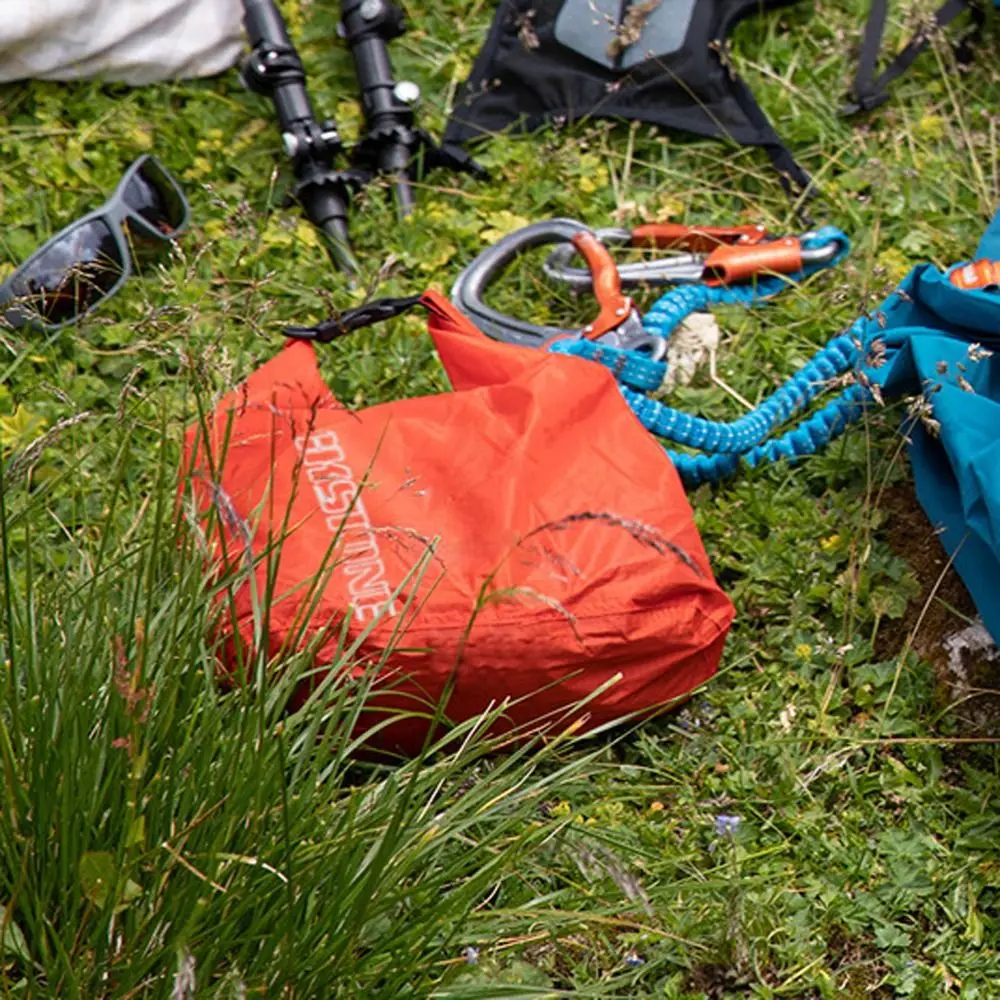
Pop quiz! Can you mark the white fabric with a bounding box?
[662,312,720,392]
[0,0,245,85]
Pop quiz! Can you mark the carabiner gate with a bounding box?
[543,222,844,290]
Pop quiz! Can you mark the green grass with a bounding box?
[2,0,1000,996]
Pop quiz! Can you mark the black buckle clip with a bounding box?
[838,90,891,117]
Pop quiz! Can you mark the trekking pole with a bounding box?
[240,0,361,273]
[337,0,486,219]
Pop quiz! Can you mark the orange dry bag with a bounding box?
[182,290,734,755]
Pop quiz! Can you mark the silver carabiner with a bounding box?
[542,227,710,289]
[450,218,667,360]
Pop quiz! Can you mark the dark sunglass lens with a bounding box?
[3,220,124,324]
[124,160,187,235]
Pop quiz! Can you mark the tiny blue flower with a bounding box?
[624,951,645,968]
[714,814,741,838]
[463,946,480,965]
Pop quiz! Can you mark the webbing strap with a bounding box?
[842,0,985,115]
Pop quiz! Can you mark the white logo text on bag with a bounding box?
[295,430,399,623]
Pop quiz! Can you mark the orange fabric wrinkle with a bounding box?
[182,290,735,756]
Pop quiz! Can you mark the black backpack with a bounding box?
[442,0,810,191]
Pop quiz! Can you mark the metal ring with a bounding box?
[450,218,604,348]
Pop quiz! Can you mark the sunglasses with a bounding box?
[0,155,190,332]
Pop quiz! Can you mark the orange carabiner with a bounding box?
[700,237,806,286]
[630,222,771,253]
[570,230,637,341]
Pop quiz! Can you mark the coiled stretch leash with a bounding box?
[545,226,879,487]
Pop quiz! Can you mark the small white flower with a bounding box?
[779,703,797,733]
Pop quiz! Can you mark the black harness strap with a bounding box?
[842,0,986,115]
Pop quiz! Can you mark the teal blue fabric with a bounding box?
[862,210,1000,642]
